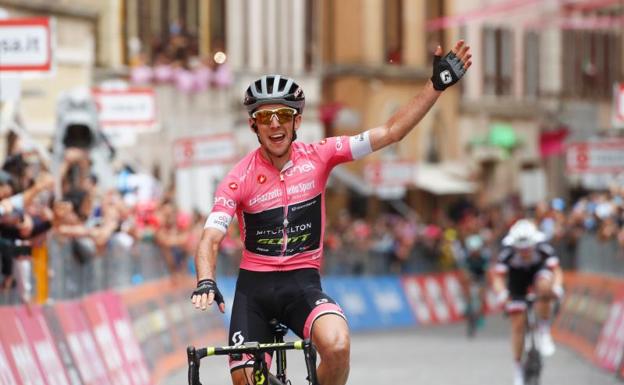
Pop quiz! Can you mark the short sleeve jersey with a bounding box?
[205,134,372,272]
[495,242,560,274]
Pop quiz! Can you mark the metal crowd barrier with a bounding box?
[575,233,624,276]
[47,234,170,301]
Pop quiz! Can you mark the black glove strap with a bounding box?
[431,51,466,91]
[191,278,224,305]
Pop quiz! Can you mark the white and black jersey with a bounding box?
[495,243,559,300]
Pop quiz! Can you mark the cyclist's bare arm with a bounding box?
[368,40,472,152]
[491,268,507,295]
[552,264,564,291]
[192,227,226,312]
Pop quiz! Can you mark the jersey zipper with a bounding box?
[279,172,289,259]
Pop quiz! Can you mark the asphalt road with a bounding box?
[166,315,620,385]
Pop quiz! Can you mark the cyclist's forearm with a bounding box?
[553,266,564,287]
[369,81,441,151]
[491,274,506,293]
[195,229,223,281]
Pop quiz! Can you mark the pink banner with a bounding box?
[81,292,147,385]
[595,292,624,371]
[98,292,152,385]
[14,306,71,385]
[0,307,48,385]
[53,301,110,385]
[0,337,18,385]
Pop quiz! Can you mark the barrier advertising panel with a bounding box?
[0,307,47,385]
[51,301,110,385]
[81,292,134,385]
[14,306,71,385]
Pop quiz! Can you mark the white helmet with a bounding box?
[502,219,545,249]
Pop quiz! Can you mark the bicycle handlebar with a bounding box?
[187,340,311,385]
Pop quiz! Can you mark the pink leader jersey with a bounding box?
[205,133,373,272]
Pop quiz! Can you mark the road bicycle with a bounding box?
[521,293,542,385]
[188,319,319,385]
[522,293,560,385]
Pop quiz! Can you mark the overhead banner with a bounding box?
[0,17,54,73]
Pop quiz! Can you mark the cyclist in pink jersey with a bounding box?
[192,41,472,385]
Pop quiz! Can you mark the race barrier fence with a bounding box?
[1,270,623,384]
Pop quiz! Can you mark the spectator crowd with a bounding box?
[1,127,623,306]
[128,21,233,93]
[0,136,206,305]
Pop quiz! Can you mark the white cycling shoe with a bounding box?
[537,329,556,357]
[513,364,524,385]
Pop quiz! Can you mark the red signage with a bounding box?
[614,83,624,127]
[92,88,157,127]
[0,18,53,72]
[567,139,624,173]
[173,133,237,168]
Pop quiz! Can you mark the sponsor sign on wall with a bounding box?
[173,133,237,168]
[92,88,157,131]
[613,83,624,128]
[567,139,624,174]
[0,18,53,72]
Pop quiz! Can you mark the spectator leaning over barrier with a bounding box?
[0,171,54,303]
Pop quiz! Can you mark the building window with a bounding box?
[524,31,540,98]
[483,27,513,96]
[305,0,316,70]
[123,0,201,65]
[385,0,402,65]
[210,0,226,53]
[426,0,445,54]
[562,29,622,99]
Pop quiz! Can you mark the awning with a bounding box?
[331,163,477,196]
[413,163,477,195]
[329,165,373,196]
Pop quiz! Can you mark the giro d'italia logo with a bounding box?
[440,70,452,84]
[257,174,267,184]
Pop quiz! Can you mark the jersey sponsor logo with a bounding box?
[257,174,267,184]
[335,136,343,150]
[214,196,236,209]
[206,212,232,230]
[284,161,315,177]
[249,188,282,206]
[258,233,311,245]
[287,180,315,195]
[243,195,322,257]
[229,182,238,190]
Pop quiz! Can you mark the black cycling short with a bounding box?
[227,268,345,371]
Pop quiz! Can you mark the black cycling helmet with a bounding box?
[243,74,305,116]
